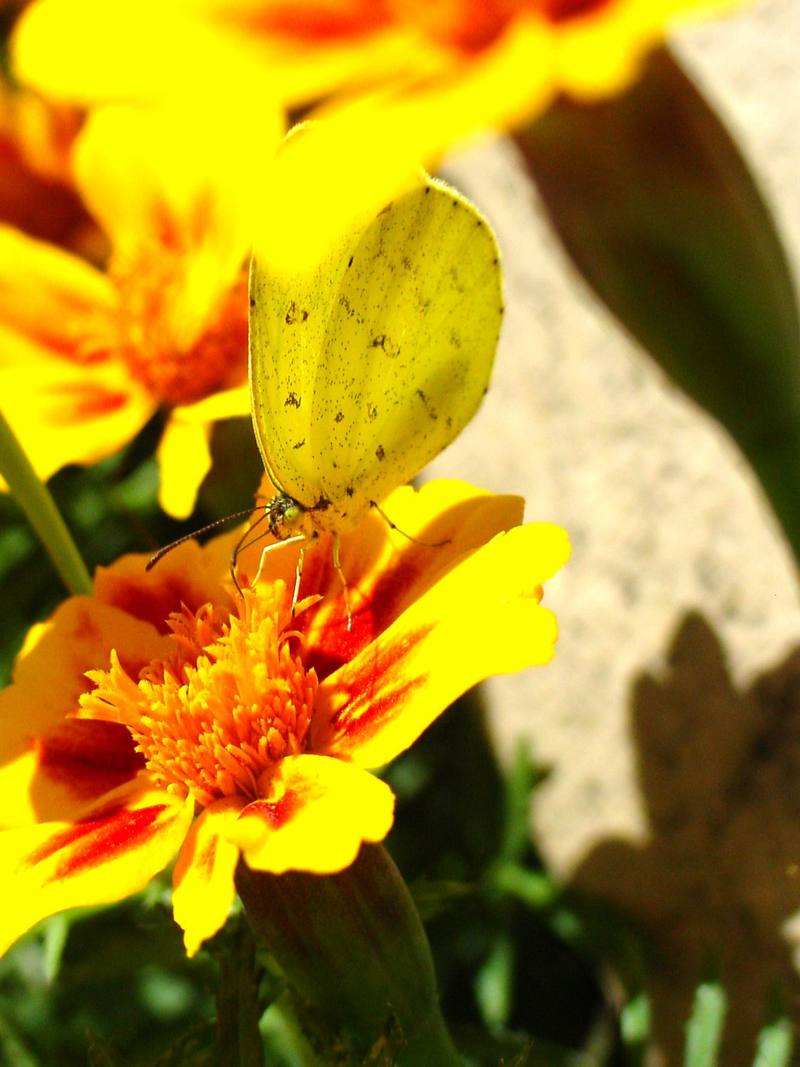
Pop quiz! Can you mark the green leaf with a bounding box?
[474,932,515,1030]
[408,878,476,921]
[620,992,651,1066]
[752,1012,793,1067]
[517,49,800,565]
[499,741,546,866]
[684,979,727,1067]
[0,1014,38,1067]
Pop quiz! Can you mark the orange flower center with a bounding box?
[81,587,318,808]
[113,256,249,408]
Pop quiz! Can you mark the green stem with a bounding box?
[215,920,266,1067]
[236,844,462,1066]
[0,410,92,596]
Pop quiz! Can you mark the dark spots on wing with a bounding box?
[249,296,256,308]
[284,392,301,408]
[424,187,431,195]
[367,404,378,421]
[348,255,354,268]
[334,411,344,423]
[378,201,393,216]
[346,486,354,497]
[285,301,309,325]
[449,265,465,294]
[370,334,400,359]
[313,496,331,512]
[449,329,461,349]
[293,439,305,450]
[416,389,438,422]
[402,255,412,270]
[446,415,453,430]
[451,198,458,207]
[499,303,505,314]
[375,444,385,461]
[338,294,363,323]
[492,256,499,267]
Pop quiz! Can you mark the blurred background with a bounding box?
[426,0,800,1058]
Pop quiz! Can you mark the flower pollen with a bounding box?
[80,586,318,808]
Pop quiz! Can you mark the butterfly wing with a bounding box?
[249,174,503,532]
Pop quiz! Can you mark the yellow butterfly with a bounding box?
[247,172,503,606]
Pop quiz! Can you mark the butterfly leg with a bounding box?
[332,534,352,631]
[369,499,449,548]
[251,533,306,590]
[291,542,306,617]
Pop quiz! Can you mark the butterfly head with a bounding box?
[265,494,307,541]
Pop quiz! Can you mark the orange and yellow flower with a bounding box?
[0,479,569,957]
[13,0,742,172]
[0,93,279,517]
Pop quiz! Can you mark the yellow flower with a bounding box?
[0,93,280,517]
[0,479,569,957]
[13,0,742,167]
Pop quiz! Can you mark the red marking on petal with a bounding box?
[537,0,613,23]
[28,803,170,881]
[327,625,431,747]
[0,138,94,248]
[302,546,429,680]
[234,2,391,41]
[44,382,128,425]
[98,575,208,635]
[196,834,218,877]
[39,721,144,801]
[238,792,299,832]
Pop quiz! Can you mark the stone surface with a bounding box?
[425,0,800,1059]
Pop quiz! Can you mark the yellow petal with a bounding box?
[226,754,394,875]
[313,522,571,768]
[551,0,743,100]
[157,414,213,521]
[158,388,251,519]
[93,540,233,629]
[13,0,267,107]
[0,221,116,347]
[0,780,193,957]
[73,97,277,269]
[0,338,154,483]
[0,597,171,826]
[295,480,525,662]
[172,798,242,957]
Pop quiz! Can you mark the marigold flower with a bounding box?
[14,0,742,171]
[0,93,280,517]
[0,479,569,957]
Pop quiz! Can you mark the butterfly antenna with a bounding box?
[369,500,451,548]
[146,507,259,572]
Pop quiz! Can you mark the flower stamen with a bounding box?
[80,585,318,808]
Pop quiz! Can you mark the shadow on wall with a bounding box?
[572,612,800,1065]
